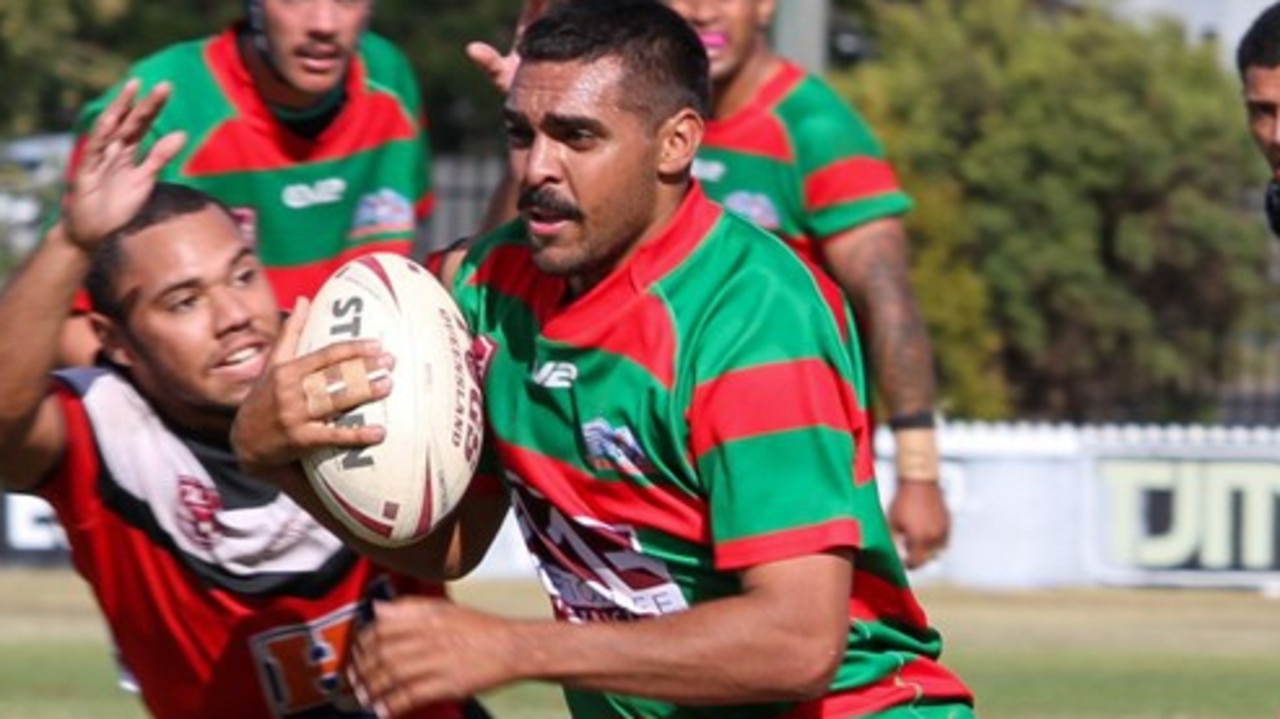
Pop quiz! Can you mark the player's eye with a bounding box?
[505,124,534,149]
[232,267,259,288]
[166,294,200,313]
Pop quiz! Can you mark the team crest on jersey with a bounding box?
[724,191,781,231]
[691,157,726,183]
[349,189,414,240]
[506,472,688,623]
[175,475,223,550]
[229,207,259,248]
[582,418,653,478]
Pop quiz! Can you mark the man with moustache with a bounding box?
[230,2,976,717]
[465,0,950,571]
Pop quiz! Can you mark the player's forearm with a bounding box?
[0,224,91,429]
[864,285,937,418]
[504,576,845,703]
[855,251,941,482]
[824,218,938,417]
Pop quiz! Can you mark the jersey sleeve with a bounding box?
[685,251,871,571]
[785,80,913,240]
[34,382,101,521]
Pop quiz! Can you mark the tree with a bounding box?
[0,0,134,136]
[836,0,1274,422]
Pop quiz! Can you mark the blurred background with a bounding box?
[2,2,1280,716]
[3,0,1278,425]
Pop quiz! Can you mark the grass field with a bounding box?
[1,568,1278,719]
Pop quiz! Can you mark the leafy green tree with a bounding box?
[836,0,1273,422]
[0,0,134,135]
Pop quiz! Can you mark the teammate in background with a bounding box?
[663,0,948,569]
[232,2,976,717]
[57,0,432,365]
[0,82,463,719]
[1239,2,1280,235]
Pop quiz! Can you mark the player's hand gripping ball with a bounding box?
[297,253,484,547]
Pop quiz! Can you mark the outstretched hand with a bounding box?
[62,79,186,251]
[465,0,556,94]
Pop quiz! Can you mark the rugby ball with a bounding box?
[296,253,483,547]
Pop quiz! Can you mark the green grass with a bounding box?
[2,569,1279,719]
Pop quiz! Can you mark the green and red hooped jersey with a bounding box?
[450,185,972,718]
[68,25,431,309]
[694,60,911,268]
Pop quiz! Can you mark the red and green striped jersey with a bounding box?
[694,60,910,267]
[450,185,971,718]
[69,25,431,309]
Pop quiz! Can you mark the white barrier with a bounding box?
[5,423,1280,589]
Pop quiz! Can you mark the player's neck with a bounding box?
[564,181,693,301]
[711,44,780,121]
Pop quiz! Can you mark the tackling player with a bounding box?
[0,82,464,719]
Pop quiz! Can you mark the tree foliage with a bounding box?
[836,0,1274,422]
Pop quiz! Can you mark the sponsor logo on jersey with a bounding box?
[582,418,654,478]
[506,472,688,623]
[531,361,578,389]
[723,191,781,231]
[229,206,259,248]
[692,157,726,183]
[176,475,223,550]
[282,178,347,209]
[250,576,395,718]
[349,189,414,239]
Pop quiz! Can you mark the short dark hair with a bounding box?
[85,182,237,320]
[517,0,711,123]
[1238,2,1280,78]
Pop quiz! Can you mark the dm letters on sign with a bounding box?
[1100,458,1280,574]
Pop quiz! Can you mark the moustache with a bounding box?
[517,187,583,222]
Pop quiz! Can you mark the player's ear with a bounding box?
[90,313,135,368]
[656,107,704,177]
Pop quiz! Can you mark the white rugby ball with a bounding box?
[296,253,483,547]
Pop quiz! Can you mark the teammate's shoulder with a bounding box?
[678,204,814,286]
[359,32,417,80]
[128,33,220,80]
[765,60,886,160]
[770,60,865,124]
